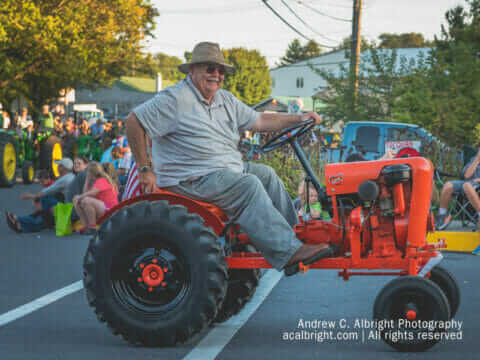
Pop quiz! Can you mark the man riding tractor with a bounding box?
[83,42,458,352]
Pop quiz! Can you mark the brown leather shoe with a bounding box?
[286,243,330,266]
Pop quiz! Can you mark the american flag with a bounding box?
[122,161,142,201]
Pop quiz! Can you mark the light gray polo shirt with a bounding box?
[133,76,259,187]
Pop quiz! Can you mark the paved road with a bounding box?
[0,183,478,360]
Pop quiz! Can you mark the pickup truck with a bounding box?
[329,121,456,163]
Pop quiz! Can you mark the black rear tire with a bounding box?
[429,266,460,318]
[373,276,450,352]
[215,244,261,323]
[0,133,17,187]
[83,200,228,347]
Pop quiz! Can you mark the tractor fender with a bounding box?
[97,192,226,235]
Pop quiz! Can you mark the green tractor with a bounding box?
[65,134,103,161]
[0,129,63,187]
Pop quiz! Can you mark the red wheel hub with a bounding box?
[406,309,417,320]
[142,264,165,287]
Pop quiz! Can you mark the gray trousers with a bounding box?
[168,162,303,270]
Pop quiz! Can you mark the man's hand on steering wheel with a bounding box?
[261,114,321,153]
[301,112,322,125]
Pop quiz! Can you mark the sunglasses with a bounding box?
[203,63,226,75]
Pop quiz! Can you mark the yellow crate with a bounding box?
[427,231,480,252]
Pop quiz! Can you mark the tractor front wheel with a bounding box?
[428,266,460,319]
[373,276,450,352]
[83,200,228,347]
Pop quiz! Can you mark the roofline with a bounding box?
[346,121,419,128]
[270,47,434,72]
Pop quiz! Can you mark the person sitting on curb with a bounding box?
[6,158,75,233]
[65,156,90,224]
[73,162,119,235]
[435,145,480,230]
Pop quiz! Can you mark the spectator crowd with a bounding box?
[2,103,136,236]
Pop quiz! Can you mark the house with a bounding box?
[75,74,175,118]
[270,47,433,111]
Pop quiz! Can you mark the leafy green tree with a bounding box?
[392,0,480,146]
[222,47,271,105]
[378,32,433,48]
[279,39,305,65]
[335,36,374,52]
[184,51,192,63]
[303,40,322,60]
[153,53,184,81]
[314,48,415,124]
[279,39,322,66]
[0,0,158,111]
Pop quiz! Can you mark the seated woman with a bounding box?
[73,162,118,235]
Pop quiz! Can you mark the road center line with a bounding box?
[182,269,283,360]
[0,280,83,327]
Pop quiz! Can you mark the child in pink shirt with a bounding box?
[73,162,118,234]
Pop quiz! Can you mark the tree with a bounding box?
[184,51,192,63]
[314,48,414,124]
[335,36,374,52]
[154,53,184,82]
[278,39,322,66]
[222,48,271,105]
[303,40,322,60]
[279,39,305,65]
[378,32,433,48]
[0,0,158,112]
[392,0,480,146]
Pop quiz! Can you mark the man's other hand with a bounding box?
[301,112,322,125]
[139,170,158,194]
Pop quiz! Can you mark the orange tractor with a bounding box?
[83,119,459,352]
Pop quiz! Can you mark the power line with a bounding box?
[280,0,338,47]
[261,0,311,41]
[296,1,352,22]
[146,59,348,71]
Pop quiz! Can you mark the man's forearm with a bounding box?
[252,113,302,132]
[126,112,149,167]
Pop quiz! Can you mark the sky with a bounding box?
[144,0,468,66]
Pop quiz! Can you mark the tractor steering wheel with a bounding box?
[261,118,316,153]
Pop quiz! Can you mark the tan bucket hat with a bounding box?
[178,42,235,74]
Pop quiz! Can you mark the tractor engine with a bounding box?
[295,157,435,259]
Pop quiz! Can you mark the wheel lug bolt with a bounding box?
[161,282,166,287]
[139,263,145,269]
[152,259,158,263]
[148,287,153,292]
[137,277,142,282]
[163,268,168,272]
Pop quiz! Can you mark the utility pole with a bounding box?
[350,0,362,118]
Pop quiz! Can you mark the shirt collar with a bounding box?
[186,75,223,108]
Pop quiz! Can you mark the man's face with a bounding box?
[42,105,49,114]
[190,63,225,102]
